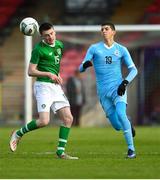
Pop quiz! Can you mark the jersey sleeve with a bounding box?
[30,48,40,64]
[122,46,138,82]
[79,45,94,72]
[83,45,94,63]
[57,40,64,54]
[122,47,135,68]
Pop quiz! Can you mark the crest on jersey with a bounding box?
[114,50,120,57]
[57,48,61,55]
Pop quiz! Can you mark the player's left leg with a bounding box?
[115,102,136,158]
[55,105,78,160]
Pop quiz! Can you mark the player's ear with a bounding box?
[113,30,116,36]
[41,35,45,40]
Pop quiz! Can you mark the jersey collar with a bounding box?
[42,40,55,47]
[103,42,115,49]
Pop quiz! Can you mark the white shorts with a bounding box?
[34,81,70,113]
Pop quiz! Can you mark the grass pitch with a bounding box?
[0,126,160,179]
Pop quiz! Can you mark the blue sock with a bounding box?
[116,102,135,151]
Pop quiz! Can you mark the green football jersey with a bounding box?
[30,40,64,83]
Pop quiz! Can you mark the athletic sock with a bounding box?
[56,126,70,156]
[16,120,38,137]
[124,127,135,151]
[116,102,135,151]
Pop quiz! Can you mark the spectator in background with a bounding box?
[66,69,86,126]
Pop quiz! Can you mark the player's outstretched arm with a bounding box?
[79,61,93,72]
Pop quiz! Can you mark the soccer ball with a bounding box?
[20,17,39,36]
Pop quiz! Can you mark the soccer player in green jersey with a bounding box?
[9,22,78,160]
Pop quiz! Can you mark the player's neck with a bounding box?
[42,40,55,47]
[104,39,114,47]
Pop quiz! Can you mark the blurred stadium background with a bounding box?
[0,0,160,127]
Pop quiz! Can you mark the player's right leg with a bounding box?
[100,97,122,131]
[9,120,38,152]
[107,107,122,131]
[9,112,50,152]
[10,81,53,152]
[9,130,21,152]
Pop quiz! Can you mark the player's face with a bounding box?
[101,25,116,40]
[41,28,56,45]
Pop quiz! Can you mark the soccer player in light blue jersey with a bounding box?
[79,22,138,158]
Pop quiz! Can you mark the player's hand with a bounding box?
[58,74,63,84]
[48,73,63,85]
[117,80,129,96]
[79,61,93,73]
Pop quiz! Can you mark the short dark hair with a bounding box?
[39,22,53,35]
[101,22,115,30]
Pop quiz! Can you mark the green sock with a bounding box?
[16,120,38,137]
[56,126,70,156]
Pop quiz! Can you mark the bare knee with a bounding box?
[37,112,50,127]
[57,107,73,127]
[63,114,73,127]
[37,118,50,127]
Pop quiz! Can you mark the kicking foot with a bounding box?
[57,152,79,160]
[9,130,21,152]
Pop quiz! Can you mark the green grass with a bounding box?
[0,126,160,179]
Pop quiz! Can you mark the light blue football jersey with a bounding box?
[82,41,136,97]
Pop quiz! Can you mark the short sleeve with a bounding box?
[30,48,40,64]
